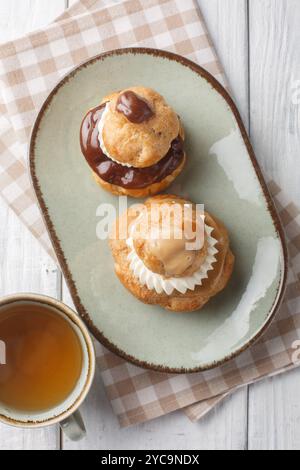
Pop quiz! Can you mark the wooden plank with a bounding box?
[248,371,300,450]
[248,0,300,201]
[248,0,300,450]
[0,0,66,42]
[63,0,249,450]
[199,0,249,127]
[0,0,66,451]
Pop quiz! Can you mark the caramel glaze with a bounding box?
[80,103,185,190]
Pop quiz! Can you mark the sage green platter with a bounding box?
[30,48,288,373]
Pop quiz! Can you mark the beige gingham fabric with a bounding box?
[0,0,299,428]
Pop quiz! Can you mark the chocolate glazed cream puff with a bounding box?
[80,87,186,197]
[109,195,235,313]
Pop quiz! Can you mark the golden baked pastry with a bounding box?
[80,87,186,198]
[101,87,180,167]
[109,195,235,312]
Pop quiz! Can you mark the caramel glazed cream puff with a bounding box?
[109,195,235,313]
[80,87,186,197]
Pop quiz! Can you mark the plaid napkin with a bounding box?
[0,0,299,428]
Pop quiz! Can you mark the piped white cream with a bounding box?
[98,103,132,168]
[126,215,219,295]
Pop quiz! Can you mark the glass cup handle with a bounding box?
[60,409,86,442]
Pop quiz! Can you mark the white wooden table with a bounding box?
[0,0,299,451]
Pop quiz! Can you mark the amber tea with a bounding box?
[0,302,83,412]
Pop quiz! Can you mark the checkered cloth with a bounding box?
[0,0,299,427]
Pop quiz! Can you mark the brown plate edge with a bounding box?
[28,47,289,374]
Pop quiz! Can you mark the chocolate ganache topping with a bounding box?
[80,103,184,190]
[116,91,154,124]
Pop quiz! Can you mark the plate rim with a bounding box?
[29,47,288,374]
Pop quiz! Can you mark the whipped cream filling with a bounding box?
[126,215,219,296]
[98,103,132,168]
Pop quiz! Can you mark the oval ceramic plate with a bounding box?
[30,48,288,373]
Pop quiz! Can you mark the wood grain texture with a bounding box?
[247,0,300,450]
[0,0,66,42]
[248,0,300,202]
[199,0,249,127]
[248,371,300,451]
